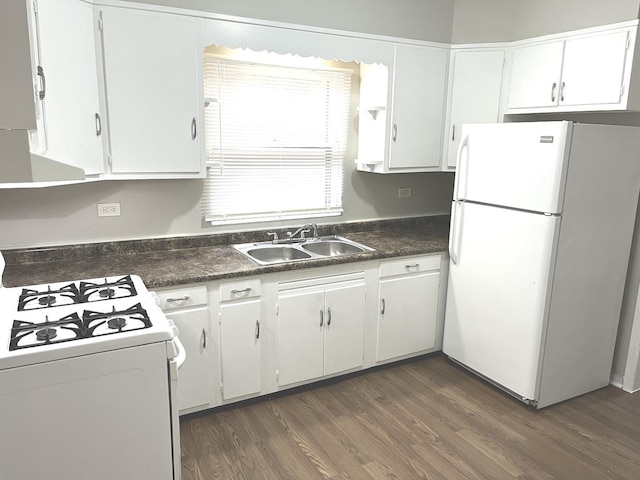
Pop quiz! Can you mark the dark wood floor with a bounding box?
[180,355,640,479]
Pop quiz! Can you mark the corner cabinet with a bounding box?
[97,6,205,178]
[442,48,506,171]
[376,255,442,363]
[276,272,366,388]
[506,22,640,113]
[356,43,448,173]
[155,284,212,414]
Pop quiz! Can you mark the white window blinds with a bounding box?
[202,55,352,225]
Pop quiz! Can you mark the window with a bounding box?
[202,51,352,225]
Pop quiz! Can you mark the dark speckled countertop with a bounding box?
[2,216,449,289]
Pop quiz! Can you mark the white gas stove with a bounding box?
[0,273,183,480]
[0,274,177,369]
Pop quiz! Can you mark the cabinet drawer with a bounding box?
[379,255,441,278]
[156,285,207,310]
[220,278,261,302]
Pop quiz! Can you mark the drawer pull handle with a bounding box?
[231,287,251,295]
[167,295,190,303]
[202,328,207,349]
[255,320,260,339]
[381,298,386,315]
[405,263,420,269]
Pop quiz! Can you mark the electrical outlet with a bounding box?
[397,187,412,199]
[97,202,121,217]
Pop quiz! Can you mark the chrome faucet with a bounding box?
[287,223,318,241]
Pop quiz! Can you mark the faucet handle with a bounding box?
[267,232,279,243]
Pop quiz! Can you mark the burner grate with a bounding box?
[9,303,152,351]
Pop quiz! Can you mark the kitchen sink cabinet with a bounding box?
[442,48,506,171]
[376,255,442,363]
[356,43,448,173]
[276,273,366,387]
[506,23,639,113]
[218,278,262,402]
[155,285,212,413]
[97,5,205,179]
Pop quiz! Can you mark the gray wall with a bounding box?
[126,0,454,43]
[452,0,640,43]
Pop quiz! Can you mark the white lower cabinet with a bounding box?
[276,273,366,388]
[155,285,212,413]
[377,255,442,363]
[218,278,262,402]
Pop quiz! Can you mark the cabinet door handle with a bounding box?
[231,287,251,295]
[191,117,197,140]
[451,124,455,142]
[405,263,420,270]
[327,307,332,326]
[320,309,324,327]
[201,328,207,349]
[392,123,398,142]
[37,65,46,100]
[560,81,566,102]
[381,298,386,315]
[551,82,557,102]
[166,295,190,303]
[95,113,102,136]
[255,320,260,339]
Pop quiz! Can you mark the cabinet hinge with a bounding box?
[218,311,222,325]
[220,384,224,396]
[627,37,631,50]
[98,16,103,31]
[32,1,38,15]
[621,84,626,99]
[107,155,112,168]
[275,303,279,316]
[276,370,280,384]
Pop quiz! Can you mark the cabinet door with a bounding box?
[507,41,564,109]
[446,50,505,169]
[377,271,440,362]
[560,30,629,107]
[166,306,211,412]
[220,299,261,400]
[388,45,447,170]
[37,0,103,174]
[100,7,203,176]
[277,289,324,387]
[0,0,36,129]
[324,282,365,376]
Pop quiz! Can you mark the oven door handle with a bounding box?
[173,336,186,370]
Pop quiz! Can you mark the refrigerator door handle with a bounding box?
[453,134,470,201]
[449,202,464,265]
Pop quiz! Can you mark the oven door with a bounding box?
[0,342,175,480]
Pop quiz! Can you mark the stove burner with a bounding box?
[107,317,127,330]
[99,288,116,299]
[35,327,58,342]
[38,295,57,307]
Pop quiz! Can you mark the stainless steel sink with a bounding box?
[301,238,365,257]
[233,235,374,265]
[246,246,311,263]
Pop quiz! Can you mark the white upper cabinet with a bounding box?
[356,43,448,173]
[0,0,36,130]
[37,0,104,175]
[98,6,205,178]
[506,23,639,113]
[443,48,505,171]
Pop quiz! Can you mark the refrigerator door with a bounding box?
[454,121,571,214]
[445,201,559,402]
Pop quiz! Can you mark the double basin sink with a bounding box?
[233,235,374,265]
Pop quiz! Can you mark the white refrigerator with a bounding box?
[443,121,640,408]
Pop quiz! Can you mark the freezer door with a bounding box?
[454,121,571,214]
[445,201,559,401]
